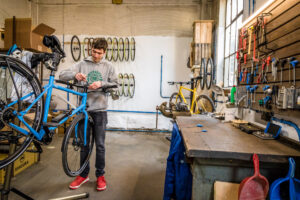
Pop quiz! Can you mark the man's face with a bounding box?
[91,48,105,63]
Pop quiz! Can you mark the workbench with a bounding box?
[176,115,300,200]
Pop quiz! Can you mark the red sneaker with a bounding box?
[97,176,107,191]
[69,176,89,189]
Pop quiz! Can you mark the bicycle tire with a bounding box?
[124,37,130,61]
[123,73,129,97]
[117,73,124,96]
[112,37,119,62]
[82,37,89,59]
[0,56,44,169]
[200,58,206,90]
[130,37,135,61]
[62,113,94,177]
[106,37,113,61]
[128,73,135,98]
[169,92,183,108]
[87,38,94,56]
[118,38,125,62]
[206,58,213,89]
[70,35,81,62]
[193,94,215,114]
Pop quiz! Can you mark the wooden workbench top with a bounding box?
[176,115,300,163]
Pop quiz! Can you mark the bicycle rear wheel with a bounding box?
[0,56,44,169]
[193,94,215,114]
[62,113,94,177]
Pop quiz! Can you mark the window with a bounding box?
[223,0,243,87]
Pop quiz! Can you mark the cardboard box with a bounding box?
[4,18,55,52]
[0,150,38,184]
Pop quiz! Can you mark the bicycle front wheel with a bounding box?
[0,56,44,169]
[62,113,94,177]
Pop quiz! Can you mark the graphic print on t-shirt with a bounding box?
[87,70,103,84]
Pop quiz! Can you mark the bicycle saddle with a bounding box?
[43,35,65,57]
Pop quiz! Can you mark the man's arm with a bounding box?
[59,62,81,81]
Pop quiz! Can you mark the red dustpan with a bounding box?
[238,154,269,200]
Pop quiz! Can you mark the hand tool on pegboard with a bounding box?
[271,58,279,81]
[252,85,258,103]
[289,59,299,86]
[246,85,251,107]
[261,59,268,83]
[287,57,295,84]
[279,59,287,85]
[248,26,254,55]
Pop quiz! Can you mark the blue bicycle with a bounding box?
[0,35,116,176]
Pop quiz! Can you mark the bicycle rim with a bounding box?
[206,58,213,89]
[88,38,94,56]
[130,37,136,61]
[200,58,206,90]
[117,73,124,96]
[106,37,113,61]
[62,114,94,177]
[118,38,125,61]
[0,56,44,169]
[82,37,89,59]
[123,73,129,97]
[112,37,119,62]
[128,73,135,98]
[124,37,130,61]
[70,35,81,62]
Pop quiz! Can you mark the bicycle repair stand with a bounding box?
[0,129,34,200]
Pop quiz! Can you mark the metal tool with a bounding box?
[290,59,299,86]
[279,59,287,85]
[287,57,295,84]
[271,58,279,81]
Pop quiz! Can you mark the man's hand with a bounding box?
[88,81,102,90]
[75,73,87,81]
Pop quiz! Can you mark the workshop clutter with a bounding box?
[4,17,55,52]
[70,35,136,62]
[234,0,300,120]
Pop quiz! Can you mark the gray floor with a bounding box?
[7,131,170,200]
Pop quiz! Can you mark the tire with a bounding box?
[193,94,215,114]
[118,38,125,61]
[62,113,94,177]
[130,37,136,61]
[117,73,124,96]
[82,37,89,59]
[0,55,44,169]
[128,73,135,98]
[70,35,81,62]
[112,37,119,62]
[200,58,206,90]
[106,37,113,61]
[169,92,183,108]
[206,58,213,89]
[124,37,130,61]
[87,38,94,56]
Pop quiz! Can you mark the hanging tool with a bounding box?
[248,26,254,55]
[244,54,247,65]
[252,85,258,103]
[253,31,259,62]
[271,58,279,81]
[254,63,258,77]
[287,57,295,84]
[263,85,272,109]
[262,59,268,83]
[246,85,251,107]
[272,85,279,106]
[289,59,299,86]
[279,59,287,85]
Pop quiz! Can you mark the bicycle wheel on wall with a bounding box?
[117,73,124,96]
[87,38,94,56]
[118,38,125,62]
[70,35,81,62]
[128,73,135,98]
[106,37,113,61]
[0,56,44,169]
[192,94,215,114]
[130,37,136,61]
[123,73,129,97]
[112,37,119,62]
[124,37,130,61]
[200,58,206,90]
[82,37,89,59]
[206,58,214,89]
[62,113,94,177]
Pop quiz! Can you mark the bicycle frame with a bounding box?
[175,86,199,114]
[5,75,89,144]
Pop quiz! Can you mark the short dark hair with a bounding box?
[93,38,108,52]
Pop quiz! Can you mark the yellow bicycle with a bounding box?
[168,79,215,114]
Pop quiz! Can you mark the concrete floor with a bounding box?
[6,131,170,200]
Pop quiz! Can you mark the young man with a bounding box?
[59,38,117,191]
